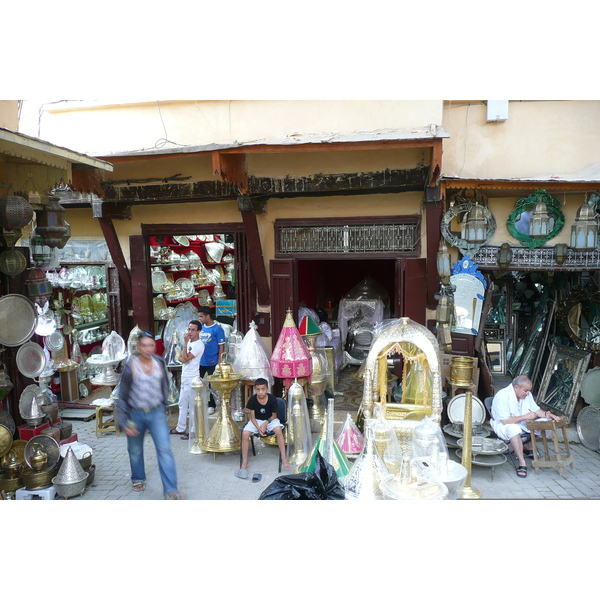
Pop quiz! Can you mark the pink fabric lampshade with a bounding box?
[270,310,312,386]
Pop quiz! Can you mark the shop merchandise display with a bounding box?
[233,321,273,386]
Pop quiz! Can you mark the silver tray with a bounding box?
[457,436,508,455]
[576,406,600,451]
[580,367,600,408]
[25,435,60,471]
[19,384,46,419]
[455,448,507,467]
[0,294,38,347]
[46,330,65,352]
[447,393,486,425]
[16,342,47,379]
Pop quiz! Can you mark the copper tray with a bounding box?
[0,424,13,459]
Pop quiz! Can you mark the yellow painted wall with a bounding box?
[35,100,444,156]
[442,100,600,179]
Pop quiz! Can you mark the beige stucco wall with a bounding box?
[0,101,18,130]
[442,100,600,179]
[28,100,444,156]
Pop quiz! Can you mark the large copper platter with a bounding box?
[0,424,12,458]
[0,294,37,347]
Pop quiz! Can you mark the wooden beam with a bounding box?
[425,197,443,309]
[429,138,443,187]
[98,217,132,302]
[239,201,270,305]
[212,152,248,194]
[101,167,429,206]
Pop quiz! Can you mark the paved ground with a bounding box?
[44,402,600,501]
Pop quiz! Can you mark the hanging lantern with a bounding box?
[529,200,551,238]
[35,197,67,248]
[497,243,513,269]
[463,203,488,244]
[570,203,598,252]
[24,268,53,306]
[436,292,452,325]
[0,195,34,231]
[0,248,27,277]
[436,239,452,286]
[554,243,568,265]
[30,231,54,267]
[56,221,71,250]
[0,365,14,403]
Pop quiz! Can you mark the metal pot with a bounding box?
[21,466,56,490]
[52,473,88,499]
[41,425,61,443]
[85,464,95,486]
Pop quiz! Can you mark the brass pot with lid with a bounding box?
[29,444,48,471]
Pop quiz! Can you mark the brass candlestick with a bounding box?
[460,391,482,499]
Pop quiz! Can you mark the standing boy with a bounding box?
[197,306,226,414]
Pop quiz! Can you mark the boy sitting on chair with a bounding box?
[238,378,291,477]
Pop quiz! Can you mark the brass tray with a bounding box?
[2,439,26,468]
[0,424,12,458]
[0,294,38,347]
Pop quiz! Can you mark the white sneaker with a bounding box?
[207,407,215,415]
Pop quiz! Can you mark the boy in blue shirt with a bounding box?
[198,306,226,414]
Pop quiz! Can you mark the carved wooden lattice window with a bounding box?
[275,218,419,256]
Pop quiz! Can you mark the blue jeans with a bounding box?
[127,407,178,495]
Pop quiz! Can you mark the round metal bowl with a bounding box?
[52,473,89,499]
[0,294,38,347]
[21,467,57,490]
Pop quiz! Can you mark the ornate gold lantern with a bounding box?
[497,242,513,269]
[463,203,487,244]
[529,200,551,238]
[0,249,27,277]
[0,195,34,232]
[570,203,598,252]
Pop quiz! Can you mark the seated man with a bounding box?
[237,378,290,478]
[490,375,562,478]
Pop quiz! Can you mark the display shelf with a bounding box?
[74,318,109,331]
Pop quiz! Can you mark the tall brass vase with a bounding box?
[460,391,482,499]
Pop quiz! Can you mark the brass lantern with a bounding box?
[554,243,568,265]
[35,197,67,249]
[529,200,551,238]
[463,203,487,244]
[56,221,71,250]
[0,195,34,231]
[497,243,513,270]
[570,203,598,251]
[436,240,452,286]
[436,291,453,325]
[0,248,27,277]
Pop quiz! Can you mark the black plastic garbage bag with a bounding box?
[258,451,346,500]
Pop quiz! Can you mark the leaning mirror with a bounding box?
[559,285,600,353]
[536,343,591,424]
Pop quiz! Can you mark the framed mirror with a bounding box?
[559,285,600,353]
[486,340,506,374]
[507,189,565,249]
[536,343,591,424]
[450,256,487,337]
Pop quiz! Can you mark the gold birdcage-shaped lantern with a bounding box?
[570,203,598,252]
[463,203,488,244]
[529,200,551,238]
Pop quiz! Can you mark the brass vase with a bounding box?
[460,391,482,499]
[189,376,208,454]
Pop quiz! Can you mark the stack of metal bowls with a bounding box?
[52,447,88,499]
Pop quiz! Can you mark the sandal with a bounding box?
[180,433,189,440]
[133,481,146,491]
[170,428,183,435]
[516,466,527,478]
[524,450,535,459]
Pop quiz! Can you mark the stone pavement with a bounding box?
[51,405,600,501]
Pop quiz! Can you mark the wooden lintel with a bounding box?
[101,167,429,205]
[212,151,248,194]
[98,217,132,301]
[239,208,270,305]
[92,201,132,220]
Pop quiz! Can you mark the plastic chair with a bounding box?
[241,397,287,472]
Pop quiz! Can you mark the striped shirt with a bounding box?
[128,356,165,412]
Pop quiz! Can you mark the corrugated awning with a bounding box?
[99,125,449,159]
[0,126,114,171]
